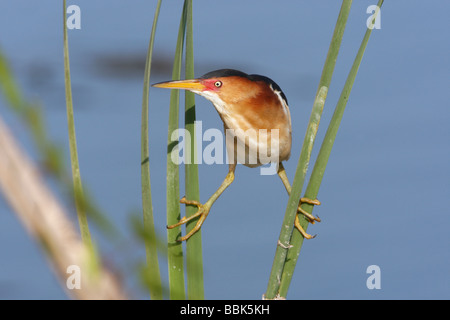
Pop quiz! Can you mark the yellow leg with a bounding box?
[277,162,321,238]
[294,215,316,239]
[167,164,236,241]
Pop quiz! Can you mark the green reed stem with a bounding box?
[265,0,353,299]
[166,1,188,300]
[265,87,328,299]
[63,0,95,258]
[1,37,117,242]
[141,0,163,300]
[183,0,204,300]
[278,0,384,298]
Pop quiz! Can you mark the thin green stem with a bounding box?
[167,1,188,300]
[265,0,353,299]
[278,0,384,298]
[63,0,94,255]
[1,39,118,242]
[141,0,163,300]
[184,0,204,300]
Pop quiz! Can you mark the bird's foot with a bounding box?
[295,197,321,239]
[167,197,210,242]
[298,197,321,224]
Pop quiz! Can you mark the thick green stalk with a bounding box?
[265,0,353,299]
[184,0,204,300]
[279,0,384,298]
[167,1,188,300]
[265,86,327,299]
[141,0,163,300]
[63,0,94,255]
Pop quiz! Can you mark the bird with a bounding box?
[152,69,320,241]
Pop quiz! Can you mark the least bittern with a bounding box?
[152,69,320,241]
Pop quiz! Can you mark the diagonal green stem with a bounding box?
[278,0,384,298]
[166,1,189,300]
[265,0,353,299]
[265,86,327,299]
[141,0,163,300]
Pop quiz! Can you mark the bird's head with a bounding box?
[151,69,288,119]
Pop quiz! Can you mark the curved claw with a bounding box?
[294,215,317,240]
[295,197,322,239]
[300,197,321,206]
[167,197,211,241]
[298,207,321,224]
[298,197,321,223]
[180,196,202,207]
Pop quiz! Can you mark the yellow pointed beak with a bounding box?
[151,79,205,91]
